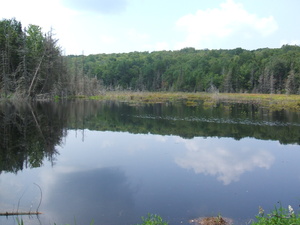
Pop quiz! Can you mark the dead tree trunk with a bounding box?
[27,52,45,97]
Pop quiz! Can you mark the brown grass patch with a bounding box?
[189,216,233,225]
[86,91,300,111]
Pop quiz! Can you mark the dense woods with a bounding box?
[0,18,99,98]
[1,18,300,98]
[71,45,300,94]
[0,18,67,97]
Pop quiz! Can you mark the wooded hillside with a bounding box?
[68,45,300,94]
[1,18,300,98]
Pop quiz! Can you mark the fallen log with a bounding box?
[0,212,42,216]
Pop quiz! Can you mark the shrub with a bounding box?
[137,213,168,225]
[251,203,300,225]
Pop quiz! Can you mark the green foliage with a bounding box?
[252,204,300,225]
[2,18,300,98]
[66,45,300,94]
[54,95,60,101]
[16,218,24,225]
[26,24,44,58]
[137,213,168,225]
[0,18,67,98]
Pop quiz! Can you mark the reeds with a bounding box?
[85,91,300,111]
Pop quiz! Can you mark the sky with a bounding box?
[1,0,300,55]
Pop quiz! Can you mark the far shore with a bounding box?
[84,91,300,111]
[2,91,300,111]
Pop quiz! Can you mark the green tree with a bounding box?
[0,18,23,95]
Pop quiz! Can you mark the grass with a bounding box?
[83,91,300,111]
[214,93,300,111]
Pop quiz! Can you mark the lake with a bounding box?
[0,100,300,225]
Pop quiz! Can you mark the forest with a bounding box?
[1,18,300,98]
[0,18,100,99]
[72,45,300,94]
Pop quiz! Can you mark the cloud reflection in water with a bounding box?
[175,137,275,185]
[45,167,135,225]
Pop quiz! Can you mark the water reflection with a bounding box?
[46,167,135,225]
[0,100,300,225]
[0,101,66,173]
[0,100,300,175]
[175,137,275,185]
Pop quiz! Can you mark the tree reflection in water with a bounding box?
[0,100,299,174]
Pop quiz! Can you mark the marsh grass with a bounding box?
[87,91,210,105]
[215,93,300,111]
[84,91,300,110]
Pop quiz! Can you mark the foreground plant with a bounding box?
[251,203,300,225]
[136,213,168,225]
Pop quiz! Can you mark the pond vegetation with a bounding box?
[86,91,300,111]
[1,18,300,225]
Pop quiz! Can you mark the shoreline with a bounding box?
[1,91,300,111]
[86,91,300,111]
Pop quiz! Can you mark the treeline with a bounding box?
[0,18,100,99]
[0,18,66,97]
[2,18,300,97]
[68,45,300,94]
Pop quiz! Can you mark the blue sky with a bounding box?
[1,0,300,55]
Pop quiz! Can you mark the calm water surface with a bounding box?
[0,100,300,225]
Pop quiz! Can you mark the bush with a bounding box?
[251,203,300,225]
[136,213,168,225]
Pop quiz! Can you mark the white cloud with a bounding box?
[0,0,72,30]
[175,0,278,49]
[1,0,285,54]
[99,34,118,45]
[0,0,77,53]
[175,137,275,185]
[126,28,149,41]
[61,0,128,14]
